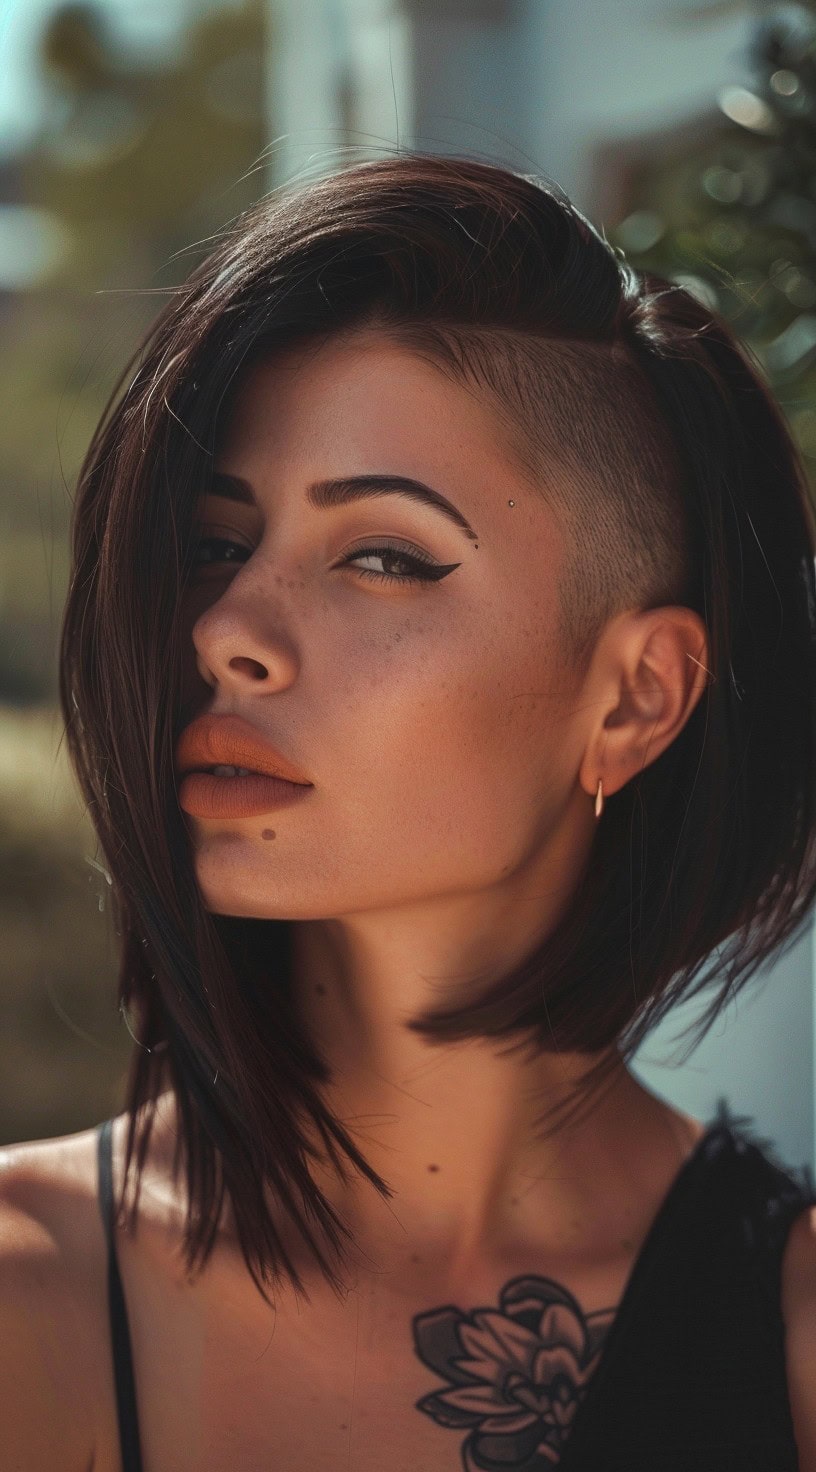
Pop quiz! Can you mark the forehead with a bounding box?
[215,332,513,471]
[207,330,569,658]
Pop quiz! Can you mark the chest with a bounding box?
[92,1236,637,1472]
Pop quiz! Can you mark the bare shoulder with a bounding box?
[0,1124,111,1472]
[782,1203,816,1294]
[781,1202,816,1471]
[1,1122,104,1240]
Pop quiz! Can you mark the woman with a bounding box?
[2,151,815,1471]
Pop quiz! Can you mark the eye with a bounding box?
[189,534,461,586]
[189,534,251,569]
[335,542,460,586]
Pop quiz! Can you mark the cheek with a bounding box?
[336,621,568,839]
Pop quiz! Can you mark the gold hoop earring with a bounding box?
[595,778,604,819]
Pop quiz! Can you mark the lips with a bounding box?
[175,713,313,785]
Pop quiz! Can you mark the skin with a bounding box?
[177,325,711,1308]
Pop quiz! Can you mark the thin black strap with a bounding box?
[96,1119,145,1472]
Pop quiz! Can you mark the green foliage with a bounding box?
[608,1,816,510]
[0,1,270,1141]
[0,0,269,705]
[29,0,268,265]
[0,703,131,1143]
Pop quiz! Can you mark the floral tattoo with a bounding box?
[412,1274,614,1469]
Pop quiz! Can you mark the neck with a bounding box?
[284,916,675,1284]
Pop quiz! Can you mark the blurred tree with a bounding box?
[0,0,268,705]
[608,0,816,514]
[0,0,270,1143]
[31,0,268,279]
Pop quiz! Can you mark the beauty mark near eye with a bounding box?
[208,471,480,543]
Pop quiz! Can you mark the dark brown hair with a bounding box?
[58,150,816,1308]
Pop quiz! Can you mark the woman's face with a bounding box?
[177,329,597,924]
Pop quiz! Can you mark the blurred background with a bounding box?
[0,0,814,1175]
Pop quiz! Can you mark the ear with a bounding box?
[578,606,711,803]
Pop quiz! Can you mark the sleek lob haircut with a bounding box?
[59,151,816,1308]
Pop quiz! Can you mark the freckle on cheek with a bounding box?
[261,828,276,840]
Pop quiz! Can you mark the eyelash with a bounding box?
[190,537,458,586]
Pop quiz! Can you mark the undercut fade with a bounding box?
[370,319,693,672]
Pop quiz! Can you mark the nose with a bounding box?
[186,588,300,700]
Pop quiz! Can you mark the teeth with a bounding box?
[211,765,258,777]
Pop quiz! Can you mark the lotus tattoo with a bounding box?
[412,1274,613,1469]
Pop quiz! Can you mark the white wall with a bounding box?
[266,0,414,184]
[631,923,814,1179]
[516,0,757,216]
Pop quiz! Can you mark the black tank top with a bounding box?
[96,1100,816,1471]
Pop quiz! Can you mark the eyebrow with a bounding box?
[207,471,479,543]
